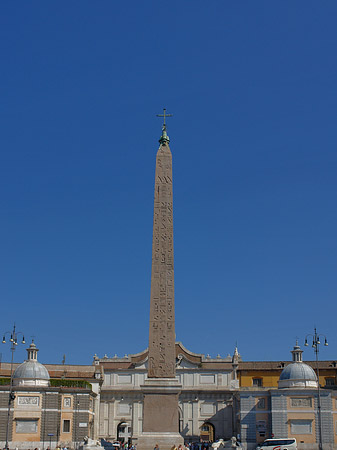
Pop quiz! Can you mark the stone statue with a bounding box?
[79,437,104,450]
[212,440,225,449]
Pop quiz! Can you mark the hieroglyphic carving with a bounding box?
[148,144,176,378]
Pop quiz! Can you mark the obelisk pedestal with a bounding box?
[138,118,183,450]
[138,378,183,450]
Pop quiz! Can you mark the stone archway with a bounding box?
[200,422,215,442]
[117,421,131,443]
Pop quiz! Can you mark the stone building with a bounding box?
[0,341,100,450]
[95,342,240,445]
[239,343,337,450]
[1,341,337,448]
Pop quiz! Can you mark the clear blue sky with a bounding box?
[1,2,336,365]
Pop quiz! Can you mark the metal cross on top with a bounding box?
[156,108,173,125]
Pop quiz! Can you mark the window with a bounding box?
[290,420,312,435]
[63,420,71,433]
[257,398,266,409]
[16,419,38,433]
[261,440,296,446]
[252,378,263,387]
[257,420,266,437]
[325,377,335,386]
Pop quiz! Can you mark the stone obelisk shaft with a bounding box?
[148,140,176,378]
[138,124,183,449]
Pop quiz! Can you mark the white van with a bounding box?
[257,438,297,450]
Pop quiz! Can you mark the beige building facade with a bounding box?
[96,342,240,445]
[0,342,101,450]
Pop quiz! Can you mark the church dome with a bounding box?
[13,341,50,387]
[278,342,317,389]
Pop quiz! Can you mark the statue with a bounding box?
[212,440,225,449]
[79,437,104,450]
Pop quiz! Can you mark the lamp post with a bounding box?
[2,324,25,450]
[48,433,54,450]
[304,328,328,450]
[75,399,80,450]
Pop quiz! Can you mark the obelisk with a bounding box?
[138,111,183,450]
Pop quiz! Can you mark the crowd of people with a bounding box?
[115,442,214,450]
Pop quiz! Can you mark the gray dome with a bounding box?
[13,340,50,387]
[13,360,50,381]
[279,362,317,381]
[278,362,317,389]
[278,342,318,389]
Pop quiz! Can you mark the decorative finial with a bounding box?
[156,108,173,144]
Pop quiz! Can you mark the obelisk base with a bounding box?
[138,379,184,450]
[137,432,184,450]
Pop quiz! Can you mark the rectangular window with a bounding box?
[63,420,71,433]
[290,420,312,435]
[257,420,266,437]
[252,378,263,387]
[325,378,335,386]
[16,419,38,433]
[257,398,266,409]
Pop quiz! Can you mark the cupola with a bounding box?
[13,340,50,387]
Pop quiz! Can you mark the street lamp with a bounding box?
[304,328,328,450]
[2,324,25,450]
[75,399,80,450]
[48,433,54,450]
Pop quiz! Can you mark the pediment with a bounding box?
[176,356,200,369]
[134,360,148,370]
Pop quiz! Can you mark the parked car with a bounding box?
[256,438,297,450]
